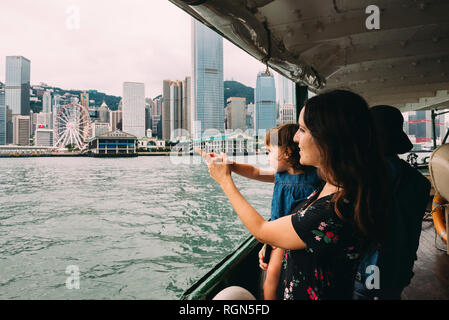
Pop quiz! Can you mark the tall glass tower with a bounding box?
[122,82,145,138]
[255,71,276,133]
[5,56,30,116]
[192,19,224,138]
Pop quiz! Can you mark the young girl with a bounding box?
[228,123,322,299]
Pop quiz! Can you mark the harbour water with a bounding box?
[0,155,272,299]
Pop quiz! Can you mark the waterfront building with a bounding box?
[34,128,54,147]
[225,97,246,131]
[189,131,256,155]
[12,115,30,146]
[98,101,110,123]
[0,145,55,155]
[254,71,276,134]
[80,92,89,109]
[110,110,122,131]
[0,82,5,145]
[87,129,137,156]
[5,56,31,116]
[123,82,145,138]
[279,104,296,124]
[137,136,166,151]
[192,18,224,138]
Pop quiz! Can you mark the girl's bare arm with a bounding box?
[231,162,275,183]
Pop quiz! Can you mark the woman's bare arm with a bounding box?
[219,176,305,250]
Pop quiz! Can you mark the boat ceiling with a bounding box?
[168,0,449,112]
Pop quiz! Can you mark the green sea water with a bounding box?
[0,155,271,299]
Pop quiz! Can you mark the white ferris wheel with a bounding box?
[54,103,91,150]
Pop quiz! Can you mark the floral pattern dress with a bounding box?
[278,186,361,300]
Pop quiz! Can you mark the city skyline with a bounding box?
[0,0,266,99]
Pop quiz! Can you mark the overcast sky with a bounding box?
[0,0,268,98]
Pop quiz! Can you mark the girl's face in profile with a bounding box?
[294,108,322,168]
[267,144,290,172]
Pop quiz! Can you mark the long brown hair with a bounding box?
[265,123,304,171]
[303,90,390,247]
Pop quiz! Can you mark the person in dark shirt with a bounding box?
[197,90,390,300]
[351,105,431,300]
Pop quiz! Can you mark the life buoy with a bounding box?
[432,194,447,244]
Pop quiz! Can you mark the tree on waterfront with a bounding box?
[65,143,74,152]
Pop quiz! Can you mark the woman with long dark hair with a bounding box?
[197,89,390,300]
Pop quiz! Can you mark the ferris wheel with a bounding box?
[54,103,91,150]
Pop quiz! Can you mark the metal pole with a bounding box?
[295,84,308,123]
[443,127,449,145]
[431,109,437,150]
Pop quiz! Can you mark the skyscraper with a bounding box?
[225,97,246,131]
[0,82,5,145]
[182,77,191,135]
[254,71,276,133]
[192,18,224,138]
[277,73,296,123]
[5,56,31,116]
[42,91,52,113]
[12,115,30,146]
[153,95,162,116]
[162,77,192,141]
[110,110,122,132]
[122,82,145,138]
[98,101,110,123]
[277,74,296,107]
[162,80,171,140]
[170,80,182,141]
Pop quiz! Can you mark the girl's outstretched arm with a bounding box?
[207,151,274,183]
[230,162,275,183]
